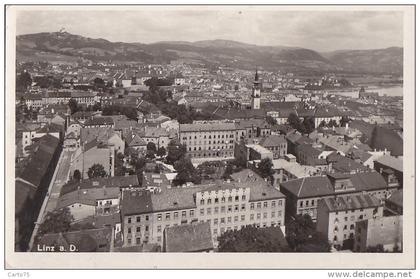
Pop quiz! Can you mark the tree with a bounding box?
[257,158,274,184]
[73,169,81,181]
[68,98,79,114]
[93,77,105,89]
[340,116,351,127]
[173,157,201,186]
[218,225,291,252]
[166,140,187,164]
[37,208,74,236]
[147,142,157,153]
[285,214,330,252]
[87,164,107,179]
[327,119,338,128]
[266,115,277,126]
[302,116,315,134]
[16,70,32,91]
[157,146,166,157]
[287,112,301,130]
[319,120,327,128]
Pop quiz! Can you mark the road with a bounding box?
[42,150,73,216]
[27,149,74,251]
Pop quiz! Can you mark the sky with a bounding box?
[15,8,403,52]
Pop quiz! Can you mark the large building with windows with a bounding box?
[120,174,285,248]
[316,194,383,250]
[179,122,237,158]
[280,171,399,222]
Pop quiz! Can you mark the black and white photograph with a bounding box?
[4,4,415,270]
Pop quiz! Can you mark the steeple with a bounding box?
[254,68,259,82]
[251,67,261,110]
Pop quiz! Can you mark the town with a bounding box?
[14,32,404,253]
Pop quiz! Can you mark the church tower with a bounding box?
[251,69,261,109]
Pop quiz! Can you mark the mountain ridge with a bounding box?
[16,32,403,74]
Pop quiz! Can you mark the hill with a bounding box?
[16,32,402,74]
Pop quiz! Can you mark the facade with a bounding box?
[280,171,399,221]
[120,178,285,248]
[70,141,115,179]
[179,122,236,158]
[260,135,288,159]
[316,194,383,250]
[353,215,403,252]
[57,187,120,221]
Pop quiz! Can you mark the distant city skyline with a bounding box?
[16,8,403,52]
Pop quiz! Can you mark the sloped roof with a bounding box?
[374,155,403,173]
[321,194,381,212]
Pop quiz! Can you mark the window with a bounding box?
[271,211,276,218]
[250,214,254,220]
[165,213,171,220]
[136,216,141,223]
[241,215,245,221]
[344,217,348,222]
[271,201,276,207]
[157,236,162,242]
[213,229,218,235]
[227,217,232,223]
[278,211,282,217]
[221,206,226,213]
[136,226,141,233]
[228,206,232,212]
[127,238,132,244]
[182,211,187,218]
[207,208,212,215]
[157,214,162,221]
[214,219,218,225]
[263,212,267,219]
[128,217,132,224]
[200,209,205,216]
[241,204,245,211]
[257,202,261,209]
[207,198,212,205]
[257,213,261,219]
[263,202,268,208]
[234,205,239,212]
[234,216,239,222]
[145,226,149,232]
[174,212,179,219]
[200,199,205,205]
[215,198,219,204]
[127,227,132,234]
[242,195,246,201]
[157,225,162,232]
[235,196,239,202]
[214,207,219,213]
[221,218,225,224]
[221,197,225,203]
[136,238,141,245]
[190,210,194,217]
[145,215,149,221]
[300,201,303,208]
[251,203,255,210]
[350,224,355,230]
[228,197,232,202]
[343,225,348,230]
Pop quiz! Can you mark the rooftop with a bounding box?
[179,122,236,133]
[321,194,381,212]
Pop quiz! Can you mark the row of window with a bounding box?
[188,145,233,151]
[127,210,195,224]
[250,200,283,209]
[182,134,235,140]
[200,195,246,205]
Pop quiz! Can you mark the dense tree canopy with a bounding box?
[87,164,107,179]
[218,225,291,252]
[166,140,187,164]
[37,208,74,236]
[257,158,274,184]
[286,214,331,252]
[16,70,32,91]
[173,157,201,186]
